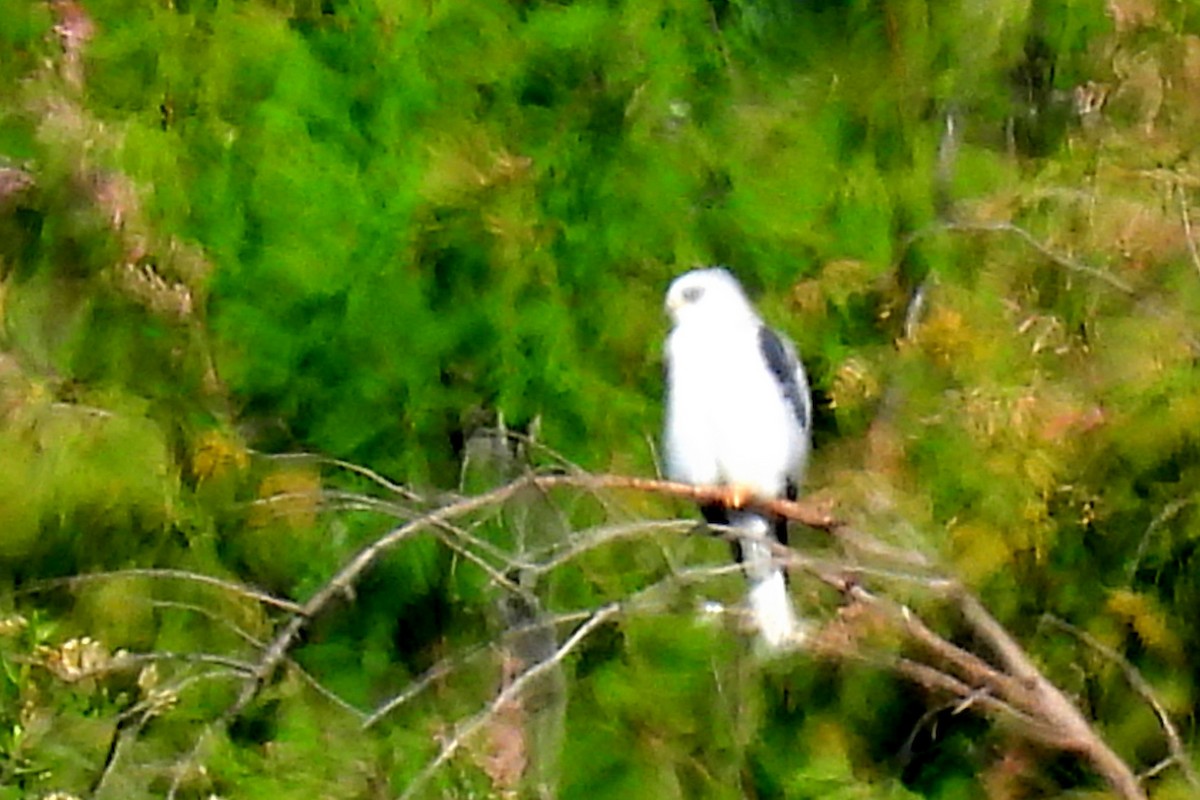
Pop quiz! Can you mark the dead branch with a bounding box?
[19,568,303,615]
[903,220,1136,294]
[1179,187,1200,278]
[528,519,699,575]
[956,592,1146,799]
[810,580,1147,799]
[93,668,244,799]
[117,471,1150,800]
[1042,615,1199,789]
[396,604,620,800]
[1125,498,1192,587]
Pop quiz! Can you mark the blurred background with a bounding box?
[1,0,1199,797]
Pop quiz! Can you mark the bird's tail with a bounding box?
[730,511,804,651]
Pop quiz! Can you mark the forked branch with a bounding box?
[141,471,1161,800]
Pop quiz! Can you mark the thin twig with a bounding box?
[528,520,699,575]
[431,526,526,596]
[110,651,257,674]
[396,604,620,800]
[903,220,1136,294]
[957,593,1146,800]
[323,457,428,503]
[149,599,264,648]
[93,668,244,798]
[20,569,303,615]
[148,599,366,721]
[433,515,526,570]
[1125,498,1192,587]
[362,651,467,731]
[1179,187,1200,278]
[284,663,368,722]
[1042,615,1199,788]
[254,450,427,503]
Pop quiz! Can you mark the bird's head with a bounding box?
[665,267,758,327]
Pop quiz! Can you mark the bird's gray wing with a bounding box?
[757,325,811,432]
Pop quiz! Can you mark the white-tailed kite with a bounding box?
[663,267,811,650]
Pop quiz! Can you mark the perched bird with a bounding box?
[663,267,811,650]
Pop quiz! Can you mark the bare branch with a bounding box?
[93,668,245,798]
[363,649,469,731]
[252,450,428,503]
[431,526,526,595]
[149,599,264,648]
[19,568,303,615]
[1042,615,1199,789]
[1125,498,1192,587]
[528,520,699,575]
[904,220,1136,294]
[110,651,257,675]
[396,604,620,800]
[1179,187,1200,279]
[143,470,1150,800]
[886,656,1057,740]
[323,456,429,503]
[847,587,1039,714]
[957,593,1146,800]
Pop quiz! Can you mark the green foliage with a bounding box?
[7,0,1200,797]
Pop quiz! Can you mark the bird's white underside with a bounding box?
[663,268,810,652]
[664,317,808,497]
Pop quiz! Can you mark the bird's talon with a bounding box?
[727,484,754,509]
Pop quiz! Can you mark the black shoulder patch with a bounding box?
[758,325,809,430]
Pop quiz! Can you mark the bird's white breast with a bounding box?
[664,320,806,498]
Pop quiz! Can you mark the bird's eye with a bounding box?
[682,286,704,303]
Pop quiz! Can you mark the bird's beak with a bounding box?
[665,293,682,314]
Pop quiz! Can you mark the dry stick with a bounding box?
[1125,498,1192,587]
[363,562,745,731]
[1141,755,1187,782]
[22,649,255,682]
[1179,187,1200,279]
[528,520,699,575]
[148,598,366,721]
[1042,615,1199,789]
[432,514,527,570]
[362,652,463,731]
[903,220,1136,295]
[362,607,602,730]
[319,489,415,517]
[833,583,1145,799]
[149,599,264,648]
[323,456,428,504]
[957,592,1147,800]
[93,668,245,799]
[848,587,1040,715]
[526,474,840,529]
[254,450,428,504]
[885,655,1057,739]
[431,526,526,596]
[176,472,1146,800]
[20,568,303,615]
[396,604,620,800]
[109,651,257,675]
